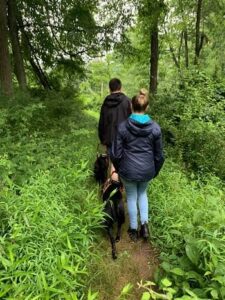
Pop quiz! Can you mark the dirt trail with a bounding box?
[90,210,159,300]
[114,231,159,299]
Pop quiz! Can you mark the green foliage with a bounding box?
[147,159,225,299]
[118,283,134,300]
[18,0,101,66]
[0,92,103,298]
[79,52,149,112]
[152,72,225,180]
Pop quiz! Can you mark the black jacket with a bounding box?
[98,92,131,147]
[110,118,164,181]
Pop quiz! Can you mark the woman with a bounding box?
[110,89,164,242]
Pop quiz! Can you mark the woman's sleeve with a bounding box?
[153,127,165,177]
[110,129,124,172]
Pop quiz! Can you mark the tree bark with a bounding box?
[169,45,180,70]
[8,0,27,89]
[177,31,183,67]
[16,12,52,90]
[150,23,158,95]
[29,56,52,90]
[0,0,13,95]
[194,0,203,64]
[184,29,189,68]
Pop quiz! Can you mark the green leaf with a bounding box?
[0,285,11,297]
[186,271,204,285]
[121,283,133,295]
[161,278,172,287]
[161,261,172,272]
[141,292,150,300]
[170,268,185,276]
[185,244,199,266]
[40,271,48,290]
[211,289,219,299]
[67,235,72,250]
[88,289,99,300]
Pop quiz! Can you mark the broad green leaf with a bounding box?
[185,244,199,266]
[211,289,219,299]
[170,268,185,276]
[141,292,150,300]
[161,278,172,287]
[121,283,133,295]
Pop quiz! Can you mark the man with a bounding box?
[98,78,131,180]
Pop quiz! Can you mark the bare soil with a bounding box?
[89,210,159,300]
[114,231,159,299]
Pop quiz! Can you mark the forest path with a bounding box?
[89,204,159,300]
[85,110,159,299]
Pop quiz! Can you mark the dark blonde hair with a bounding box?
[132,88,149,112]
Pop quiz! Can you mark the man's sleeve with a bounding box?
[98,104,104,143]
[153,127,165,177]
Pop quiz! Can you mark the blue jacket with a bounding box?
[110,116,164,181]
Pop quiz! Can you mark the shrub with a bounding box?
[148,159,225,299]
[0,92,103,298]
[152,73,225,180]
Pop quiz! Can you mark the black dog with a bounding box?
[102,179,125,260]
[93,154,109,186]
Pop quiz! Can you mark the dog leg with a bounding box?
[107,227,117,259]
[115,216,124,242]
[116,199,125,242]
[115,224,122,242]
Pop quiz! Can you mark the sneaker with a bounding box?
[128,228,138,242]
[140,222,149,240]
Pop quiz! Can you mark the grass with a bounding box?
[0,93,104,299]
[1,91,224,299]
[147,160,225,299]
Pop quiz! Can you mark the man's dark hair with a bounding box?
[109,78,122,92]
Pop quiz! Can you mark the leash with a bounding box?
[96,143,108,157]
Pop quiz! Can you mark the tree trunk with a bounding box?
[184,29,189,68]
[0,0,13,95]
[177,31,183,67]
[150,23,158,95]
[194,0,203,64]
[16,12,52,90]
[8,0,27,89]
[29,56,52,89]
[169,45,180,70]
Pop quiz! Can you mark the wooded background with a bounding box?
[0,1,225,299]
[1,0,225,95]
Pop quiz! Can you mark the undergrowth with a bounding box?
[1,90,225,300]
[0,92,102,299]
[145,160,225,299]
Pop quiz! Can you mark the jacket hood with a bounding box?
[104,92,126,107]
[126,118,153,137]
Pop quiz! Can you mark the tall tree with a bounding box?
[150,24,159,94]
[184,29,189,68]
[8,0,27,89]
[14,0,106,89]
[16,11,53,89]
[0,0,13,95]
[138,0,165,94]
[194,0,203,64]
